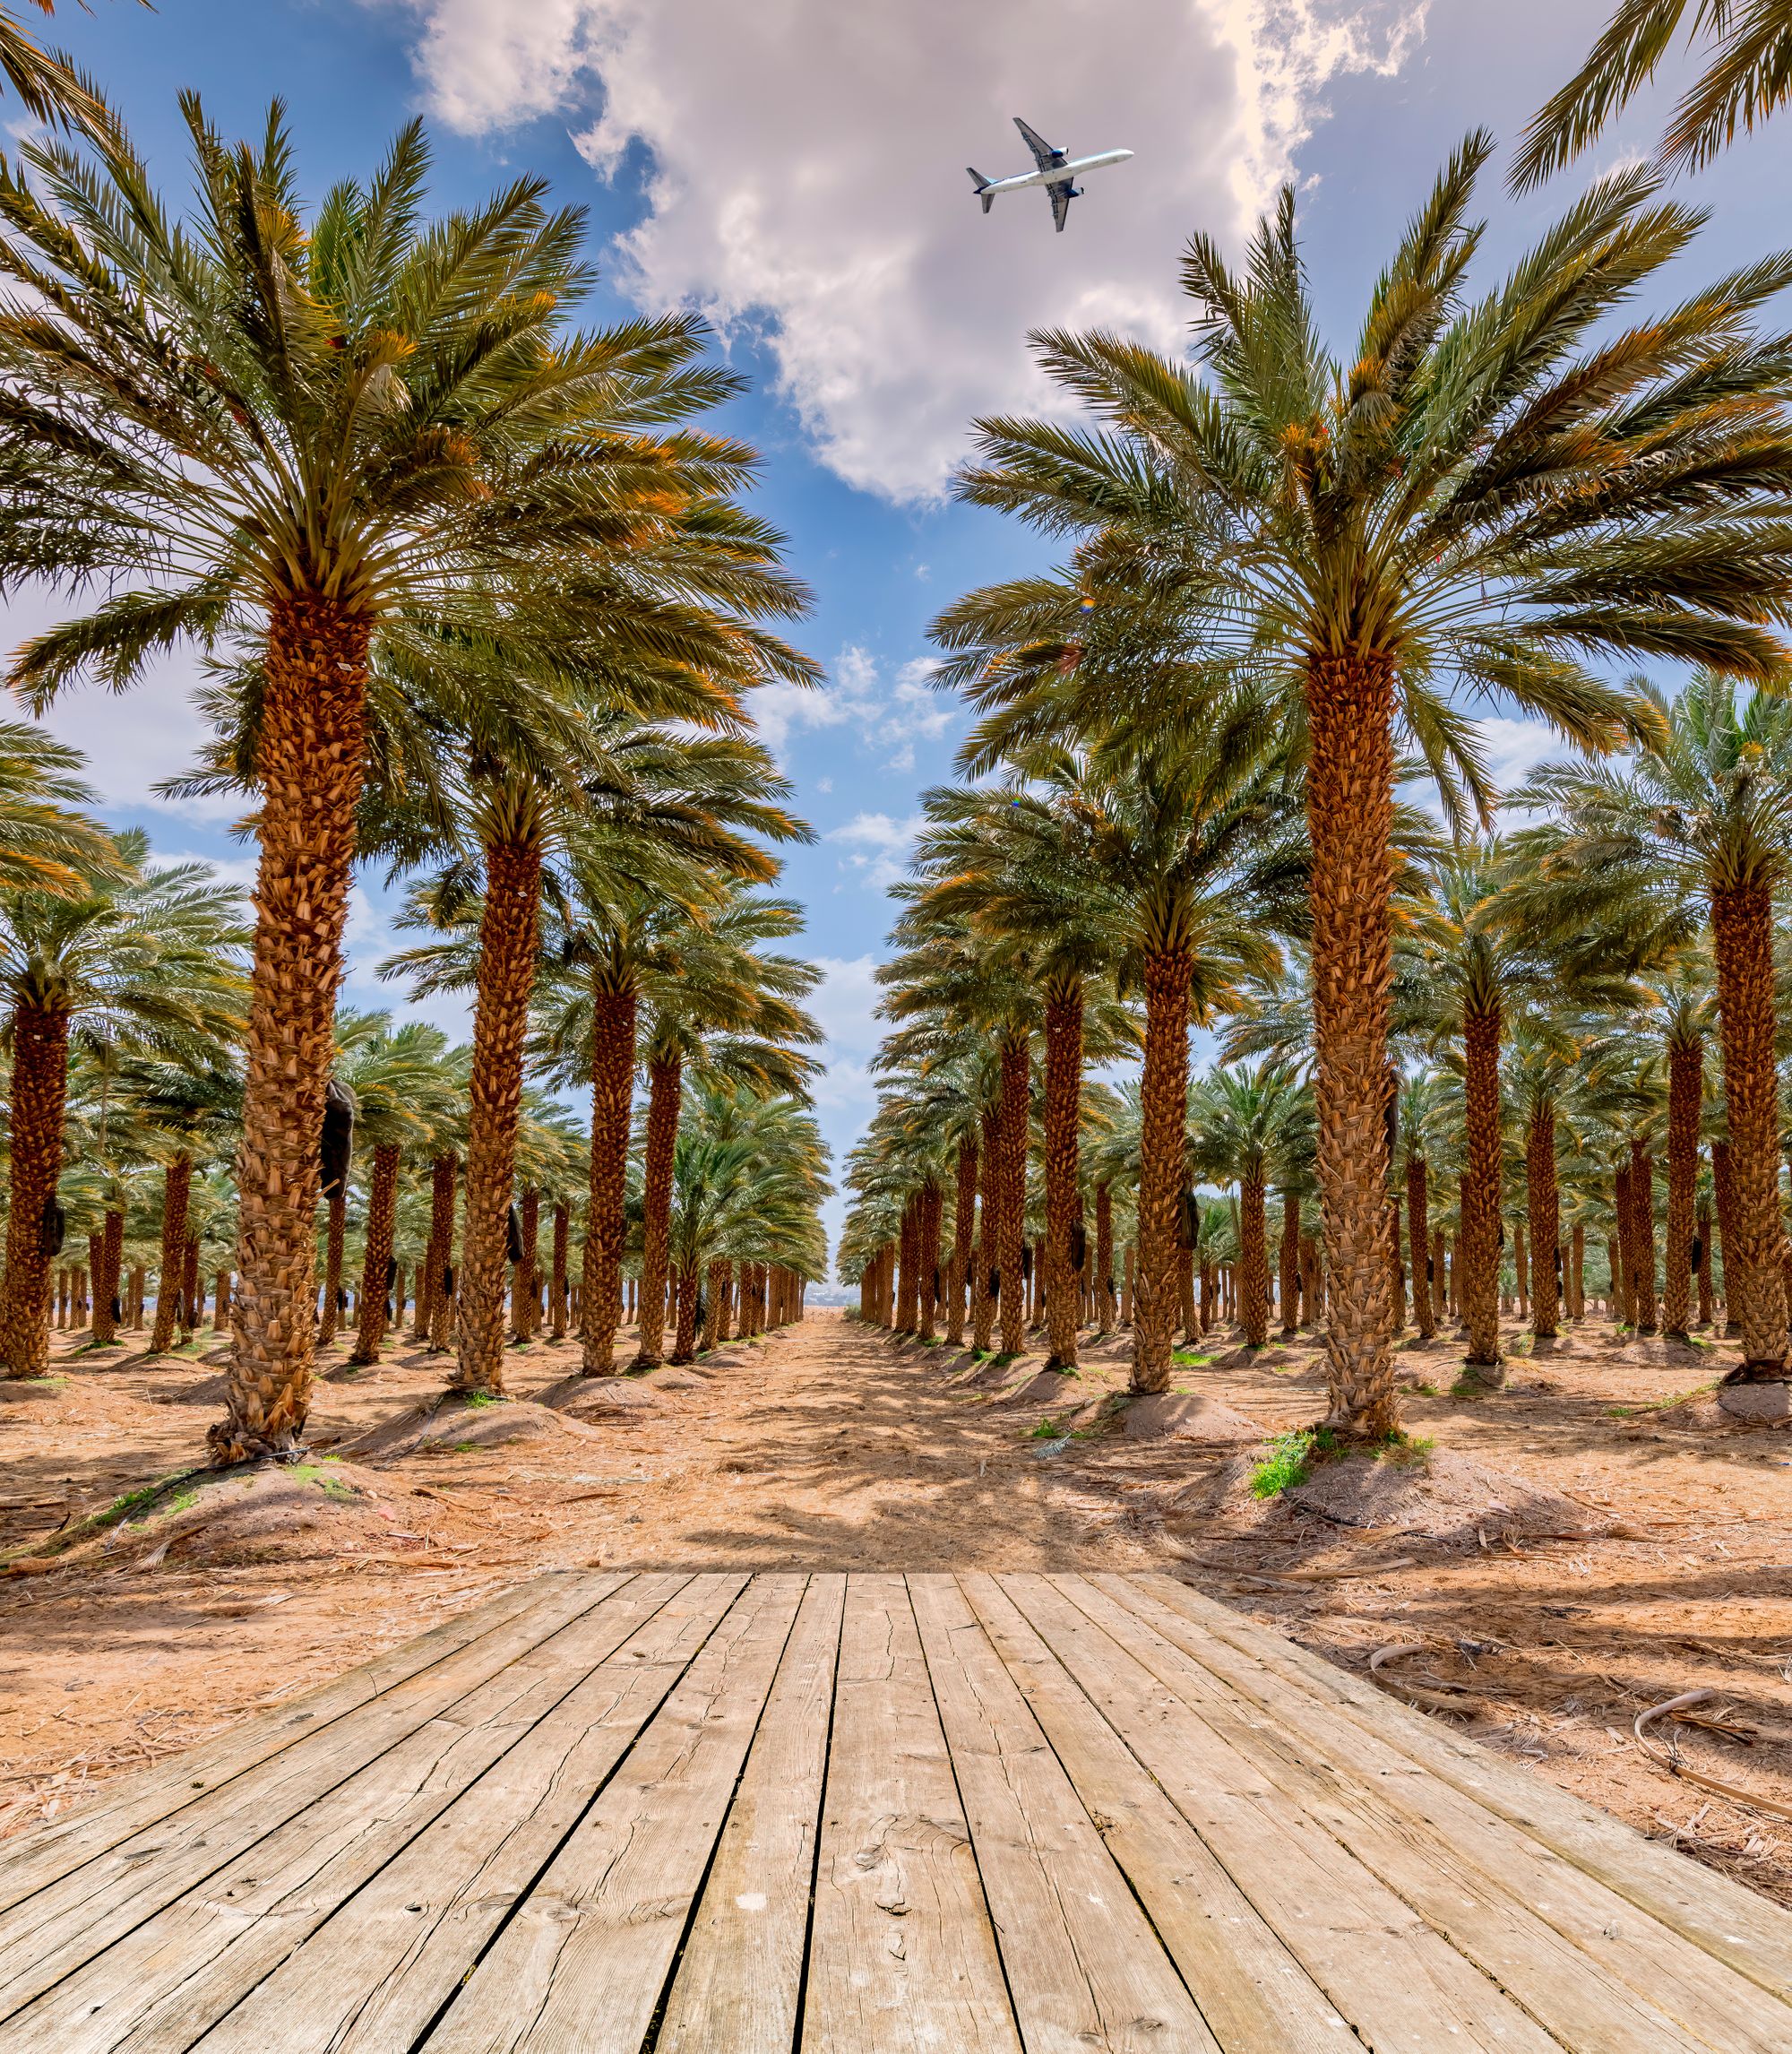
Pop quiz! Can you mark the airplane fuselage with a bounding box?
[979,148,1133,197]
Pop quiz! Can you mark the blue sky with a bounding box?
[19,0,1792,1255]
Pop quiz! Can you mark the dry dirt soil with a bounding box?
[2,1305,1788,1911]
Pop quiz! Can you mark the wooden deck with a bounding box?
[0,1570,1788,2051]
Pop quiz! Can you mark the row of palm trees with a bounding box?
[0,812,831,1386]
[0,24,842,1450]
[838,148,1792,1442]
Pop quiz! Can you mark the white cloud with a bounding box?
[1478,716,1578,799]
[383,0,1426,501]
[826,808,921,890]
[754,643,958,775]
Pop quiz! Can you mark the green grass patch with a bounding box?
[1250,1429,1315,1498]
[461,1392,501,1409]
[1171,1351,1210,1368]
[1606,1380,1720,1419]
[1249,1422,1433,1500]
[1029,1415,1069,1439]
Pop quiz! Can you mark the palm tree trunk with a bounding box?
[1095,1181,1116,1331]
[424,1154,457,1349]
[997,1029,1030,1358]
[216,596,368,1463]
[319,1189,346,1347]
[350,1142,401,1365]
[1406,1156,1433,1339]
[183,1236,201,1333]
[149,1153,193,1356]
[1277,1191,1299,1338]
[1460,1003,1503,1376]
[0,997,69,1380]
[581,980,636,1375]
[1239,1173,1270,1347]
[896,1195,919,1333]
[1711,1138,1737,1333]
[671,1261,700,1363]
[1710,883,1787,1377]
[92,1209,124,1347]
[1305,651,1399,1437]
[550,1204,569,1340]
[1133,947,1193,1394]
[513,1187,540,1342]
[1696,1203,1714,1326]
[703,1259,727,1350]
[1628,1138,1658,1334]
[973,1106,1000,1351]
[947,1136,977,1346]
[455,832,543,1395]
[633,1052,683,1369]
[1663,1038,1702,1342]
[1526,1106,1561,1342]
[918,1180,943,1343]
[1042,980,1083,1371]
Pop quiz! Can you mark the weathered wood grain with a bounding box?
[1097,1572,1792,2054]
[419,1572,806,2053]
[657,1574,846,2054]
[801,1573,1021,2053]
[997,1571,1568,2054]
[909,1573,1219,2054]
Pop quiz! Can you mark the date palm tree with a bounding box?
[0,840,247,1376]
[0,103,814,1454]
[900,769,1142,1370]
[1515,1,1792,187]
[1511,674,1792,1382]
[120,1053,243,1356]
[330,1016,459,1366]
[1410,843,1644,1376]
[1191,1064,1310,1349]
[946,140,1792,1433]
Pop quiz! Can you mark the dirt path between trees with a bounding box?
[2,1306,1788,1909]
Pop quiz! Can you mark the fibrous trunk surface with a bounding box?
[1710,885,1787,1376]
[1460,1005,1503,1375]
[997,1032,1030,1359]
[149,1153,193,1357]
[455,832,544,1395]
[1526,1108,1560,1342]
[581,982,636,1375]
[1662,1039,1702,1341]
[1042,987,1082,1370]
[0,999,68,1379]
[1133,950,1192,1395]
[633,1053,683,1368]
[217,598,368,1463]
[1305,652,1399,1437]
[351,1143,401,1365]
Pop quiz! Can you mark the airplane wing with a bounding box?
[1013,117,1068,171]
[1049,182,1075,233]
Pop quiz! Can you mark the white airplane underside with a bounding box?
[968,117,1133,232]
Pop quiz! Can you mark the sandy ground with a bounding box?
[1,1304,1788,1909]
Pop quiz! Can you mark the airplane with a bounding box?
[967,117,1133,233]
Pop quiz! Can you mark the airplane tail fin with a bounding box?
[967,168,995,213]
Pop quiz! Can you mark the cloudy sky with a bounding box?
[22,0,1792,1257]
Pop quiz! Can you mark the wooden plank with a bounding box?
[2,1574,736,2054]
[0,1573,591,1915]
[1128,1571,1792,2006]
[0,1570,643,2023]
[800,1574,1021,2054]
[997,1573,1566,2054]
[657,1575,846,2054]
[420,1572,808,2054]
[909,1573,1219,2054]
[1058,1573,1725,2054]
[1098,1572,1792,2054]
[955,1572,1354,2054]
